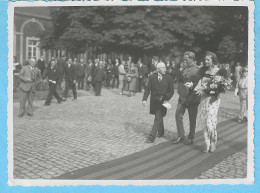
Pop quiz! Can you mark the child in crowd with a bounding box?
[235,66,248,123]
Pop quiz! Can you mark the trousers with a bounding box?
[175,102,199,139]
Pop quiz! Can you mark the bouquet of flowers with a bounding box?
[195,69,232,96]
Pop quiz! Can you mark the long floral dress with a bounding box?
[198,67,220,151]
[237,75,248,120]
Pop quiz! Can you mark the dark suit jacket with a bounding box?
[142,73,174,117]
[37,59,45,72]
[177,65,201,104]
[76,63,86,77]
[94,66,105,82]
[19,65,41,92]
[57,58,66,74]
[138,64,148,78]
[64,63,77,83]
[43,65,59,83]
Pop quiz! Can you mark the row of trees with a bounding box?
[41,6,248,65]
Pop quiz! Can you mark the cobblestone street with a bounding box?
[12,87,246,179]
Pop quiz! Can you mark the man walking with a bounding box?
[43,59,62,106]
[173,51,201,145]
[18,58,42,117]
[63,58,77,101]
[142,62,174,143]
[137,58,148,92]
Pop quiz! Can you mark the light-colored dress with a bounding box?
[118,64,126,91]
[237,76,248,120]
[198,67,220,149]
[128,66,138,91]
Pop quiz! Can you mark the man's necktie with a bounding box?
[158,74,162,82]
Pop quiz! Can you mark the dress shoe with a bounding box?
[44,103,50,106]
[62,98,66,102]
[27,113,33,117]
[185,139,193,145]
[157,134,164,138]
[172,137,185,144]
[203,146,209,153]
[209,143,216,153]
[72,98,77,101]
[145,136,155,143]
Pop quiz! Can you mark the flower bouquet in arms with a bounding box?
[195,69,232,96]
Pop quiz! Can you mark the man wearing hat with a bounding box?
[173,51,201,145]
[142,62,174,143]
[18,58,42,117]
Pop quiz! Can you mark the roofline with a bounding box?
[14,11,52,20]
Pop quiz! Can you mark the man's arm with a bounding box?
[166,76,174,100]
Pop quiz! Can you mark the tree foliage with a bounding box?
[41,6,248,63]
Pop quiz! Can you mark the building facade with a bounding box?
[13,7,63,65]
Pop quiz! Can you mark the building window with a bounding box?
[26,37,40,60]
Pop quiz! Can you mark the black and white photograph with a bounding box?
[8,0,254,185]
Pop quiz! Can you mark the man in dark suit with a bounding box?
[111,59,119,89]
[142,62,174,143]
[56,55,66,90]
[173,51,201,145]
[36,56,45,77]
[42,60,62,106]
[63,58,77,101]
[76,58,86,90]
[18,58,42,117]
[93,61,105,96]
[137,58,148,92]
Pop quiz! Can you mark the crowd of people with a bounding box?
[17,51,248,153]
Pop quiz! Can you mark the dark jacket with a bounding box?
[112,64,119,76]
[43,65,59,83]
[142,73,174,117]
[138,64,149,78]
[76,63,86,77]
[57,58,66,74]
[94,66,105,82]
[64,63,77,83]
[37,59,45,73]
[177,65,201,104]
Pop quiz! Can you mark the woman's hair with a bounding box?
[184,51,195,61]
[205,51,218,65]
[240,66,248,76]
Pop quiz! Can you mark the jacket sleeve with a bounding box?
[19,67,27,82]
[142,76,152,101]
[166,76,174,100]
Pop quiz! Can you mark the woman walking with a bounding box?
[195,52,229,153]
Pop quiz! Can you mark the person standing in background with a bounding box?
[56,55,66,90]
[94,61,105,96]
[76,58,86,90]
[37,56,45,77]
[18,58,42,117]
[63,58,77,101]
[85,60,93,91]
[118,60,126,95]
[105,59,113,89]
[137,58,148,92]
[111,59,119,89]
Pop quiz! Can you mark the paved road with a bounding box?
[13,87,244,179]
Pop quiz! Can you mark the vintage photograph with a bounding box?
[9,1,254,185]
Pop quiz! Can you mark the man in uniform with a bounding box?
[142,62,174,143]
[18,58,42,117]
[173,51,201,145]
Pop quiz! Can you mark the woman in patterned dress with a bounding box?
[235,66,248,123]
[195,52,222,153]
[127,63,138,97]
